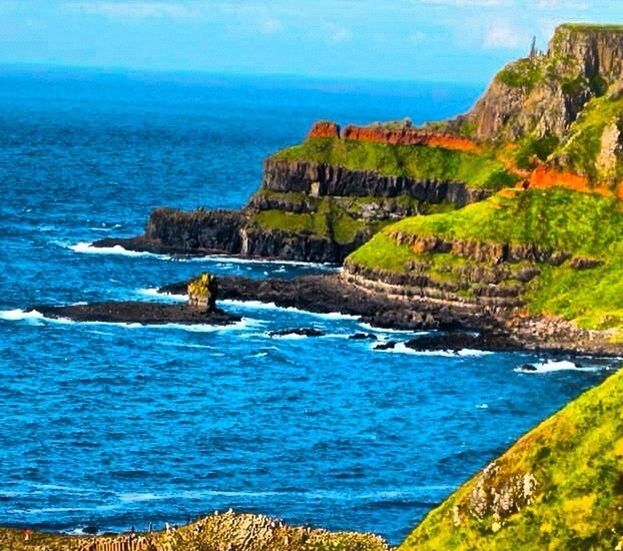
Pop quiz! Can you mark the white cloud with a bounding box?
[484,21,524,48]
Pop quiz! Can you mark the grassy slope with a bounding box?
[348,188,623,330]
[400,367,623,550]
[273,138,517,190]
[553,92,623,180]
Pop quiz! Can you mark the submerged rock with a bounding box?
[349,333,378,341]
[269,327,325,338]
[374,341,397,350]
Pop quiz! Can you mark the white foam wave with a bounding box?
[515,360,604,374]
[220,299,359,321]
[137,288,187,302]
[0,309,44,321]
[160,341,215,350]
[69,242,337,269]
[357,322,422,335]
[375,342,494,357]
[268,333,308,340]
[69,241,167,259]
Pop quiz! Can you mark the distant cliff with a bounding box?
[96,127,507,262]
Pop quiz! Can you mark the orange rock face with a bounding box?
[341,124,479,152]
[307,120,478,153]
[528,166,610,195]
[308,121,341,139]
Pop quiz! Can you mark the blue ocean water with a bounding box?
[0,67,615,544]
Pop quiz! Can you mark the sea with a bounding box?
[0,66,615,545]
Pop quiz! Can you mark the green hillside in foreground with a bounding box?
[348,187,623,333]
[400,367,623,550]
[273,137,517,190]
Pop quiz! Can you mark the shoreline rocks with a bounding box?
[0,510,389,551]
[162,273,623,356]
[33,302,240,326]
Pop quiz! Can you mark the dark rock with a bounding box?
[570,256,604,270]
[374,341,397,350]
[269,328,325,338]
[32,302,240,325]
[82,526,98,535]
[262,159,491,206]
[519,364,538,372]
[349,333,378,341]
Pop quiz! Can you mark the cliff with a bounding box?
[95,24,623,263]
[346,186,623,339]
[96,132,511,262]
[400,366,623,550]
[461,24,623,143]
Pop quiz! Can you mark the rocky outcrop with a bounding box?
[308,120,341,139]
[239,225,367,262]
[261,159,491,205]
[462,25,623,142]
[144,208,244,253]
[33,301,240,325]
[0,511,388,551]
[307,120,478,151]
[95,157,491,263]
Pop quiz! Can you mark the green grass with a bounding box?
[348,233,417,273]
[250,201,383,246]
[273,138,518,190]
[497,58,543,90]
[400,367,623,550]
[386,188,623,256]
[348,188,623,330]
[559,23,623,32]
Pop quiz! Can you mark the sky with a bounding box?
[0,1,622,83]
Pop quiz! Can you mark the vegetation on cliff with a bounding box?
[348,187,623,333]
[273,137,516,190]
[400,367,623,550]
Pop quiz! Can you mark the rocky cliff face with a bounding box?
[260,158,491,205]
[463,25,623,142]
[96,154,492,262]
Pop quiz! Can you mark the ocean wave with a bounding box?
[374,342,494,357]
[514,360,605,374]
[220,299,359,320]
[0,308,45,322]
[137,288,187,301]
[357,322,422,335]
[69,242,337,269]
[68,241,168,259]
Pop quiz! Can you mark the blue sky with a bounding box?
[1,1,622,83]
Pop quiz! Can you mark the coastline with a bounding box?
[161,272,623,356]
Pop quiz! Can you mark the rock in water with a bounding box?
[269,328,325,338]
[187,273,218,311]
